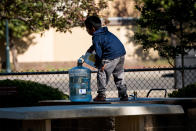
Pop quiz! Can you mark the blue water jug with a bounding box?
[68,58,92,102]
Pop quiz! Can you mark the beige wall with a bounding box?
[17,29,54,62]
[53,27,92,61]
[17,26,133,62]
[16,25,158,63]
[100,0,139,18]
[17,27,95,62]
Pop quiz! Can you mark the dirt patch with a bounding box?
[5,60,170,72]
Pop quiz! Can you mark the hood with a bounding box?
[93,27,108,35]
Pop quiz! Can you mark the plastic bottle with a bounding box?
[68,58,92,102]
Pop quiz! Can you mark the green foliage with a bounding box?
[0,0,109,33]
[169,83,196,97]
[0,79,68,107]
[0,19,30,40]
[134,0,196,66]
[0,0,110,70]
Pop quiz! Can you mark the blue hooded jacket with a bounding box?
[92,27,126,63]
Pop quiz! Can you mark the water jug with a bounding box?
[68,58,92,102]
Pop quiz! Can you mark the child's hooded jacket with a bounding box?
[92,27,126,66]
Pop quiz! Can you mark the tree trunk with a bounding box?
[10,40,19,72]
[0,42,6,70]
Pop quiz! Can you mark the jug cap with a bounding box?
[77,57,83,67]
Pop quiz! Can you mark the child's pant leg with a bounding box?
[112,56,127,97]
[97,58,119,95]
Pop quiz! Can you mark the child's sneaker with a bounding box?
[93,94,106,101]
[120,94,128,101]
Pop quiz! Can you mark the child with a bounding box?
[84,15,128,101]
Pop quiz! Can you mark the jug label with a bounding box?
[79,89,87,95]
[69,72,89,77]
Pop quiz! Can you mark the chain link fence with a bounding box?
[0,67,195,98]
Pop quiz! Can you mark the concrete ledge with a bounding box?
[0,103,184,120]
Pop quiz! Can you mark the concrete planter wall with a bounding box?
[0,98,196,131]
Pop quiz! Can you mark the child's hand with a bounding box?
[87,48,93,53]
[101,65,105,72]
[86,46,94,53]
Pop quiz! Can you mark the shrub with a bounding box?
[168,83,196,97]
[0,79,68,107]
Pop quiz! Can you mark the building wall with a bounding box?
[17,29,54,62]
[53,27,92,61]
[100,0,139,18]
[17,24,155,63]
